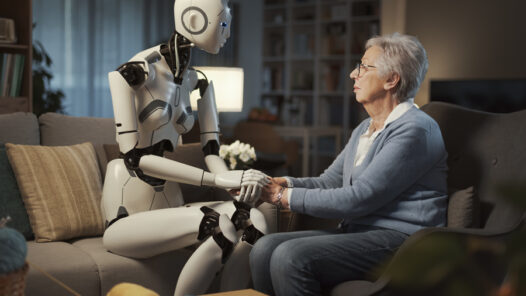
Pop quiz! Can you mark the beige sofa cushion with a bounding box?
[0,112,39,145]
[39,112,117,178]
[26,241,100,295]
[72,237,193,295]
[6,142,104,242]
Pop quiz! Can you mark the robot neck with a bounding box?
[160,31,193,84]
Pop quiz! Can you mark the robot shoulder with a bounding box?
[115,46,163,87]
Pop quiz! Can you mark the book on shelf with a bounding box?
[262,66,284,91]
[0,53,25,97]
[0,18,17,44]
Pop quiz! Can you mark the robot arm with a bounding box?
[109,59,153,154]
[138,154,243,189]
[108,70,139,154]
[196,79,229,173]
[195,78,269,204]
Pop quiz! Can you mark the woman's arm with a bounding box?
[290,122,446,219]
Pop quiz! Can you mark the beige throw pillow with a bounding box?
[6,142,104,242]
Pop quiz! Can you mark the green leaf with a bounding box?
[385,233,467,289]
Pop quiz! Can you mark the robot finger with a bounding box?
[239,185,247,201]
[239,185,249,203]
[245,169,270,180]
[252,184,261,201]
[243,176,270,187]
[259,178,270,187]
[245,184,256,203]
[242,173,267,183]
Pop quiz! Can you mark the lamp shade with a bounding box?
[190,66,244,112]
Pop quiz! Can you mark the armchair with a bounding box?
[289,102,526,295]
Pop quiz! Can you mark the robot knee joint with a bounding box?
[231,201,265,245]
[198,206,234,263]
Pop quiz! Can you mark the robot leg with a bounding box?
[219,201,269,292]
[174,206,237,296]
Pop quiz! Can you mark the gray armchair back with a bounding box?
[421,102,526,231]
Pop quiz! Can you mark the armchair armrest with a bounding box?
[332,215,525,296]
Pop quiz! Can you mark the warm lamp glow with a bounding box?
[190,67,244,112]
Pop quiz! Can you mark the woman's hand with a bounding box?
[271,177,289,187]
[261,180,290,209]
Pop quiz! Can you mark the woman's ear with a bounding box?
[384,72,400,91]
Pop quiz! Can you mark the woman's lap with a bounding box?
[250,225,408,295]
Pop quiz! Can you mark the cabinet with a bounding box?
[0,0,33,114]
[261,0,380,140]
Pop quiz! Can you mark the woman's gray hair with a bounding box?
[365,33,428,102]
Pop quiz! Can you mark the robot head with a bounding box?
[174,0,232,54]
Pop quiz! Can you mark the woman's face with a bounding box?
[350,46,388,105]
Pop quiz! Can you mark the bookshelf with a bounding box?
[261,0,380,140]
[0,0,32,114]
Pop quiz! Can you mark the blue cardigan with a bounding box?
[288,106,448,235]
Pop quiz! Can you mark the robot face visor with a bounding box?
[177,0,232,54]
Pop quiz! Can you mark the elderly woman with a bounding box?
[249,33,448,296]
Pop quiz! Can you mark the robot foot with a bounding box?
[198,206,235,263]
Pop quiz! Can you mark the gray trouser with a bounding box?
[249,224,408,296]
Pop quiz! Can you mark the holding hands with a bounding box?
[239,169,271,204]
[235,169,270,205]
[259,178,289,209]
[229,169,289,209]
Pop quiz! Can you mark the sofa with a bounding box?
[0,111,277,296]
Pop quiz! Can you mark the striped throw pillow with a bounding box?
[6,142,104,242]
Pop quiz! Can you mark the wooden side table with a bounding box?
[203,288,268,295]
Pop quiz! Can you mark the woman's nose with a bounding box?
[350,68,358,80]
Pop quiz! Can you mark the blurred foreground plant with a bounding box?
[380,183,526,296]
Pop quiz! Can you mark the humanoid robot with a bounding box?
[101,0,268,295]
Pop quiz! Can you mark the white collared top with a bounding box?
[354,98,417,167]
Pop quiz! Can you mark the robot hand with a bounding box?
[237,169,270,205]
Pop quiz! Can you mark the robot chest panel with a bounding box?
[134,74,191,132]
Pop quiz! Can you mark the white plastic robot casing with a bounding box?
[103,0,271,294]
[174,0,232,54]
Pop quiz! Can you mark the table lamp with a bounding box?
[190,66,244,112]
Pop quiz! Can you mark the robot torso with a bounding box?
[128,45,197,151]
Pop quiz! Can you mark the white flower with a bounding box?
[229,140,241,156]
[229,156,237,170]
[239,151,251,162]
[241,143,251,153]
[219,140,256,169]
[219,145,228,158]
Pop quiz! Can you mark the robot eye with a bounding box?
[220,22,228,28]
